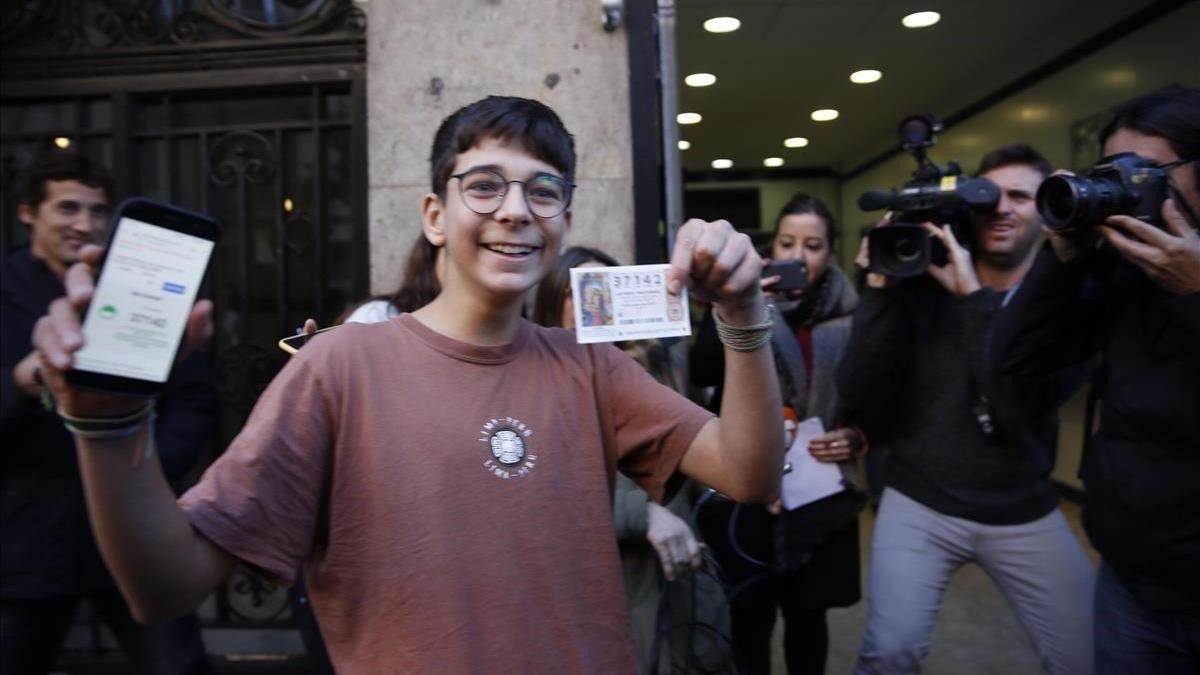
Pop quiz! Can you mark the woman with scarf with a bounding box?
[691,193,865,675]
[533,246,731,673]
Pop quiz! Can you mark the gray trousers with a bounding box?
[854,488,1095,675]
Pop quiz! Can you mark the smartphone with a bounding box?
[762,259,808,292]
[278,325,341,355]
[67,198,218,397]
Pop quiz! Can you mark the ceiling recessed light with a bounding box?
[850,69,882,84]
[811,109,839,122]
[684,73,717,87]
[1102,68,1137,86]
[703,17,740,33]
[1018,105,1050,122]
[53,136,72,149]
[678,140,691,150]
[784,137,809,148]
[711,159,733,169]
[763,157,784,168]
[677,112,702,125]
[902,11,940,28]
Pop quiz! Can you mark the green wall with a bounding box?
[684,176,841,242]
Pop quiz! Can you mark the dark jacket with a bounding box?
[691,266,862,608]
[997,245,1200,608]
[836,274,1081,526]
[1,246,216,598]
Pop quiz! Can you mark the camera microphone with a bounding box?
[858,189,897,212]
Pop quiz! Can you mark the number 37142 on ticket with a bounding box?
[569,264,691,344]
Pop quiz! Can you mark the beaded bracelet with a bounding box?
[63,412,155,440]
[713,306,774,352]
[42,386,155,437]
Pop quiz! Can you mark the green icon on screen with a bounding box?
[99,305,117,319]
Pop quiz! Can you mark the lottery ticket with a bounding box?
[569,264,691,344]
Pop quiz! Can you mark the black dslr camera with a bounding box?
[1036,153,1169,231]
[859,115,1000,277]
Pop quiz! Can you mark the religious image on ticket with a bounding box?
[569,264,691,344]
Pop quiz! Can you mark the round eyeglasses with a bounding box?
[451,169,574,219]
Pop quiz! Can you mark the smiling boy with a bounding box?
[32,96,782,674]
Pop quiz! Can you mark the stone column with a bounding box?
[367,0,636,293]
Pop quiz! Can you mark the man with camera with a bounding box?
[840,143,1094,675]
[997,85,1200,674]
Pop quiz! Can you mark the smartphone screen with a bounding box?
[73,213,215,387]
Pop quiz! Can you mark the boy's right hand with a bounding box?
[33,244,214,419]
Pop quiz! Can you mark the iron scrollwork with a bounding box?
[226,564,291,623]
[209,130,277,187]
[284,209,315,256]
[204,0,365,37]
[215,342,283,418]
[0,0,364,51]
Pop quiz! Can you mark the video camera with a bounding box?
[1036,152,1170,231]
[858,115,1000,277]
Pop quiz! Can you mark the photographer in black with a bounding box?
[841,142,1093,675]
[997,85,1200,674]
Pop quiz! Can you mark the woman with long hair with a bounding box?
[691,193,865,675]
[534,246,724,672]
[342,236,445,323]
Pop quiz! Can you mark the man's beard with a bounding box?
[975,224,1042,270]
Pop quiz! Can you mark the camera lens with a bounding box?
[1037,173,1127,231]
[868,224,930,277]
[1037,176,1080,230]
[894,237,921,262]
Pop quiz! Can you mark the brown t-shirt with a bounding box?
[179,315,713,674]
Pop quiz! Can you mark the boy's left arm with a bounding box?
[667,219,783,504]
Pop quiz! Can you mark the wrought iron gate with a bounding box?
[1,0,367,628]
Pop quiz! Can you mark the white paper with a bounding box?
[570,264,691,344]
[781,417,845,510]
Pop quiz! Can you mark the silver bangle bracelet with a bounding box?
[713,306,774,352]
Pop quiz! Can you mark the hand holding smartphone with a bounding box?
[278,325,340,354]
[65,198,218,397]
[762,259,808,293]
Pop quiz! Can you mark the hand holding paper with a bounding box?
[781,417,845,511]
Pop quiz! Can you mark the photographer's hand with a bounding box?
[857,214,898,288]
[33,244,214,418]
[855,231,890,289]
[1099,198,1200,295]
[923,223,981,297]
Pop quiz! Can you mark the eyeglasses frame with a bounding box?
[449,169,576,219]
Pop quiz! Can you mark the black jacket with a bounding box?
[836,275,1082,525]
[997,244,1200,609]
[1,246,217,598]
